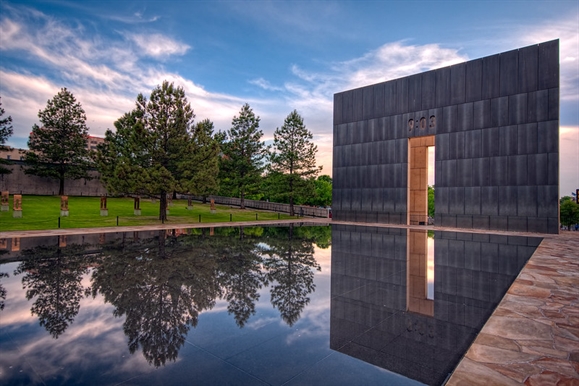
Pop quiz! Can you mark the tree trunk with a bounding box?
[159,191,167,223]
[289,174,294,216]
[158,230,166,259]
[58,168,65,196]
[240,188,245,210]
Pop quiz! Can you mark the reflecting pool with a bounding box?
[0,225,541,385]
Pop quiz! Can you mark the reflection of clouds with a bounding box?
[313,245,331,274]
[201,299,229,314]
[427,237,435,300]
[0,262,37,325]
[284,267,332,345]
[285,303,330,345]
[283,246,332,344]
[2,297,152,379]
[0,269,154,381]
[1,232,335,382]
[246,316,279,330]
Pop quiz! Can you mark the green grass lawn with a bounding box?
[0,196,293,231]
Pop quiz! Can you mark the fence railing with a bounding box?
[190,195,330,218]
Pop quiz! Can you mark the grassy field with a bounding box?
[0,195,293,231]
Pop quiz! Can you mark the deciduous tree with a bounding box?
[269,110,321,216]
[428,185,435,218]
[312,175,332,208]
[24,89,92,194]
[560,197,579,228]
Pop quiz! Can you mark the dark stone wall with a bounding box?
[333,40,559,233]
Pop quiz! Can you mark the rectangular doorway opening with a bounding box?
[408,136,435,225]
[428,145,435,225]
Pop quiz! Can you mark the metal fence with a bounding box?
[190,195,330,218]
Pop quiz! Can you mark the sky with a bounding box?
[0,0,578,196]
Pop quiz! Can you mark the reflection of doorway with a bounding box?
[408,136,435,225]
[407,229,434,316]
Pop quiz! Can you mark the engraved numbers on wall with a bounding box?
[408,116,435,132]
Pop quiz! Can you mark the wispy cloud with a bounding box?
[250,41,468,173]
[275,41,468,123]
[249,77,284,92]
[0,5,239,143]
[127,33,190,58]
[106,11,160,24]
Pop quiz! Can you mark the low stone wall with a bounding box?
[0,161,107,196]
[192,195,330,218]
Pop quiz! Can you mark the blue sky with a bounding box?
[0,0,577,195]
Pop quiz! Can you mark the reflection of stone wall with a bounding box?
[330,225,541,385]
[0,231,161,261]
[433,231,541,326]
[0,161,106,196]
[333,40,560,233]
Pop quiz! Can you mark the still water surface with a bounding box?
[0,225,540,385]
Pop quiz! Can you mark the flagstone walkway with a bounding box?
[446,231,579,386]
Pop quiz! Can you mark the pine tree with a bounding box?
[220,104,269,209]
[179,119,220,198]
[97,81,219,222]
[269,110,321,216]
[0,97,14,175]
[24,89,92,195]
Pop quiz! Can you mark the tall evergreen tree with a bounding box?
[24,89,92,194]
[0,97,14,175]
[219,104,268,209]
[97,81,219,222]
[269,110,321,216]
[180,119,220,199]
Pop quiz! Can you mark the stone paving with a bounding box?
[446,231,579,386]
[1,219,578,385]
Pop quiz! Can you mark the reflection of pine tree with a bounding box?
[14,244,92,338]
[92,231,221,367]
[262,225,321,326]
[264,225,331,249]
[215,228,266,327]
[0,271,8,311]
